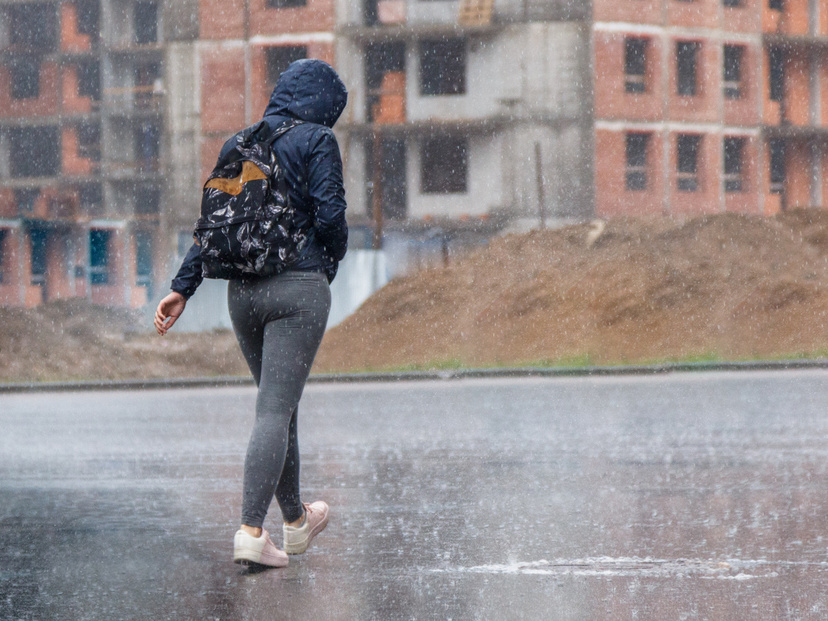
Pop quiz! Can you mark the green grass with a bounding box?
[316,349,828,375]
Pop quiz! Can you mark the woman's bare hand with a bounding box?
[154,292,187,336]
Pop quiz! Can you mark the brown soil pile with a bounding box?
[315,210,828,372]
[0,299,246,382]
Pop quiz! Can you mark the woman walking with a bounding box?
[153,59,348,568]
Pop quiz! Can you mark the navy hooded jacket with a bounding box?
[171,59,349,298]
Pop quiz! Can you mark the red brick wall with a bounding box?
[593,0,662,24]
[60,2,92,52]
[200,47,247,134]
[199,0,246,39]
[668,0,718,29]
[722,0,762,33]
[249,0,335,36]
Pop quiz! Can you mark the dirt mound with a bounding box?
[0,299,246,382]
[314,210,828,372]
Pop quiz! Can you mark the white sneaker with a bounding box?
[283,501,329,555]
[233,529,289,567]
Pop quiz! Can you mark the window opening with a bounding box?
[769,47,785,102]
[89,229,110,284]
[266,0,306,7]
[134,1,158,45]
[135,185,161,214]
[723,0,741,6]
[676,41,700,96]
[769,0,783,10]
[421,136,467,194]
[676,134,701,192]
[420,38,466,96]
[769,139,786,194]
[0,230,6,284]
[365,42,406,122]
[78,60,101,100]
[135,122,161,167]
[135,230,152,286]
[29,228,47,285]
[624,38,648,94]
[11,57,41,100]
[77,0,99,37]
[625,133,649,191]
[10,4,57,50]
[10,127,61,178]
[723,137,745,193]
[265,46,307,85]
[723,45,744,99]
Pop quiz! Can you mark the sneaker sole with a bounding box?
[284,513,329,555]
[233,547,289,568]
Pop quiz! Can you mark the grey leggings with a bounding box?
[228,270,331,528]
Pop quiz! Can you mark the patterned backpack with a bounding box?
[194,119,306,279]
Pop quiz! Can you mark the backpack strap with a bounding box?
[262,119,304,146]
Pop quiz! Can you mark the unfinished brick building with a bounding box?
[594,0,828,217]
[0,0,335,308]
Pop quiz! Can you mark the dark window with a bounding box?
[769,0,783,10]
[0,230,6,283]
[11,58,41,100]
[265,46,308,84]
[723,0,741,6]
[135,122,161,166]
[421,136,467,194]
[10,4,57,50]
[78,60,101,100]
[676,41,700,96]
[624,38,648,94]
[15,189,39,215]
[80,184,103,215]
[769,139,786,193]
[769,46,785,102]
[723,45,744,99]
[10,127,61,178]
[78,123,101,162]
[420,38,466,96]
[134,1,158,45]
[677,134,701,192]
[29,229,47,285]
[77,0,99,36]
[266,0,306,7]
[135,185,161,214]
[723,137,745,193]
[625,133,649,191]
[135,230,153,285]
[89,229,110,284]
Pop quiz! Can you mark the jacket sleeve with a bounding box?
[170,242,203,299]
[307,128,348,264]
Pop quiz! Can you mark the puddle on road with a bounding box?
[430,557,828,580]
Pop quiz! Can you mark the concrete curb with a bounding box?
[2,359,828,393]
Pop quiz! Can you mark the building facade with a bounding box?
[334,0,594,263]
[2,0,827,308]
[594,0,828,217]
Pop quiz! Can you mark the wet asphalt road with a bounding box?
[2,371,828,620]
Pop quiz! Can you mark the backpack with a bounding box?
[193,119,306,280]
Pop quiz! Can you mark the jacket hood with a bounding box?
[263,59,348,128]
